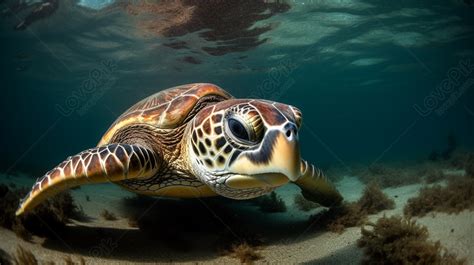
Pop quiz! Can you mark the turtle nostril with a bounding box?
[284,123,298,140]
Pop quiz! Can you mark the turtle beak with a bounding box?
[227,124,301,188]
[264,125,301,181]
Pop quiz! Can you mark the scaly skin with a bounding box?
[16,144,159,215]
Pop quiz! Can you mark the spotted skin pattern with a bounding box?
[190,100,299,168]
[16,144,159,215]
[187,99,305,199]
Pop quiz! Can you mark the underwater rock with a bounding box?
[404,177,474,217]
[357,216,466,265]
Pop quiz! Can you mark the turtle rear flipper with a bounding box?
[294,160,343,207]
[16,144,160,216]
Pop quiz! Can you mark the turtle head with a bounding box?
[186,99,303,199]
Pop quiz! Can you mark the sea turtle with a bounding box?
[16,83,342,216]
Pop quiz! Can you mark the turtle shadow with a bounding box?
[41,196,325,262]
[300,243,363,265]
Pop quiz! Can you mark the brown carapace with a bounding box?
[17,83,342,216]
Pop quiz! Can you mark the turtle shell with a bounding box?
[98,83,232,146]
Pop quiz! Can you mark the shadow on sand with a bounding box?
[41,196,322,262]
[301,244,363,265]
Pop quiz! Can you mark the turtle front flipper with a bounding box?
[294,160,343,207]
[16,144,160,216]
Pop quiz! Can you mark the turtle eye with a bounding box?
[225,108,264,146]
[227,118,251,142]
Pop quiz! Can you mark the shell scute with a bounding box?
[99,83,231,145]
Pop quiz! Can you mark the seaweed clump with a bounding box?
[293,194,319,212]
[225,242,262,264]
[312,202,367,233]
[251,191,287,213]
[357,182,395,214]
[404,177,474,217]
[310,182,395,233]
[357,215,465,265]
[0,184,85,240]
[100,209,117,221]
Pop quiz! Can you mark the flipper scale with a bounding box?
[16,144,160,216]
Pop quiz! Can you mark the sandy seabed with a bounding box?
[0,174,472,264]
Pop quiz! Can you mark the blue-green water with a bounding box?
[0,0,473,263]
[1,0,473,174]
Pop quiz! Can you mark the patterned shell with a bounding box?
[98,83,232,146]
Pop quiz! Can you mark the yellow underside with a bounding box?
[118,173,289,198]
[225,173,289,189]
